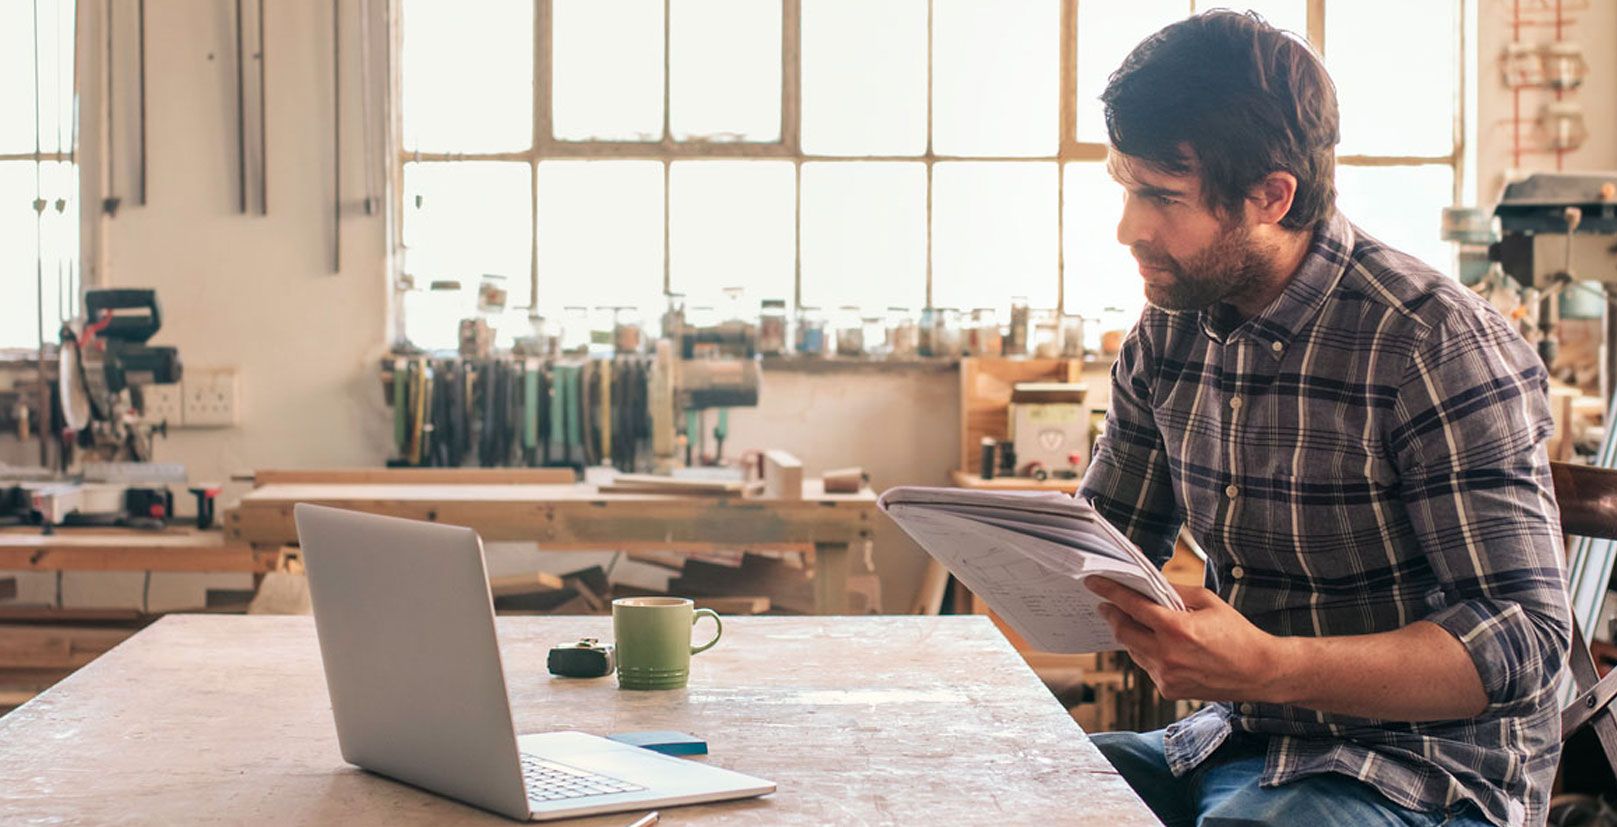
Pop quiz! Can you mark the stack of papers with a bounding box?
[879,487,1185,653]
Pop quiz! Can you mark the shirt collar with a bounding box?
[1197,208,1355,351]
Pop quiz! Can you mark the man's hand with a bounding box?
[1086,577,1290,703]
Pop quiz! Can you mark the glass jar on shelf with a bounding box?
[1031,308,1061,358]
[560,305,590,353]
[795,306,828,357]
[589,306,616,357]
[612,306,644,355]
[862,315,886,357]
[759,299,788,356]
[1059,313,1086,359]
[932,307,963,359]
[660,293,686,342]
[1005,296,1031,356]
[1100,305,1129,356]
[886,307,917,359]
[968,307,1002,357]
[835,305,865,357]
[917,307,937,357]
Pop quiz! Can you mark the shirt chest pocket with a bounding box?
[1248,459,1401,578]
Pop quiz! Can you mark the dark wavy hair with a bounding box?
[1101,10,1340,231]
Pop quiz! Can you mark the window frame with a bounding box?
[392,0,1467,327]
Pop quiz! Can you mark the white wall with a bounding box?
[1476,0,1617,204]
[0,0,969,612]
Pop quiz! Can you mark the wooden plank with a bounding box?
[488,571,566,597]
[693,596,771,615]
[230,486,875,548]
[0,615,1159,824]
[0,606,148,623]
[601,474,747,495]
[253,467,577,487]
[0,624,135,670]
[762,450,804,501]
[0,535,280,574]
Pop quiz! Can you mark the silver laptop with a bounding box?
[294,503,775,822]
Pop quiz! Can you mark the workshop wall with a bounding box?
[13,2,1615,614]
[8,0,965,613]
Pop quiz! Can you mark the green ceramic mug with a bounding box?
[611,597,723,690]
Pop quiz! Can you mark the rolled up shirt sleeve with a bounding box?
[1080,322,1182,567]
[1388,308,1572,713]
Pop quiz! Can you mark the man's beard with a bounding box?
[1133,221,1272,312]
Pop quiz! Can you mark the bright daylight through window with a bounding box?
[396,0,1461,353]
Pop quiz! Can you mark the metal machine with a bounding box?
[1492,173,1617,357]
[0,288,194,530]
[648,317,763,471]
[58,288,182,464]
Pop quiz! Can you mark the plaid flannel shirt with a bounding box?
[1079,208,1572,827]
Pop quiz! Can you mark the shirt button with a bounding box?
[1229,396,1242,410]
[1270,340,1283,353]
[1231,565,1246,580]
[1225,484,1239,498]
[1239,703,1255,715]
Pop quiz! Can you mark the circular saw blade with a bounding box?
[59,341,92,433]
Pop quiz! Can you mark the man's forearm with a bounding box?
[1259,620,1488,721]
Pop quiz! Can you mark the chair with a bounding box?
[1550,462,1617,792]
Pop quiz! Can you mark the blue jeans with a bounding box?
[1092,730,1493,827]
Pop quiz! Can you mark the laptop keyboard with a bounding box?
[521,753,645,802]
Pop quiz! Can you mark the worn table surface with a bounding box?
[0,615,1154,826]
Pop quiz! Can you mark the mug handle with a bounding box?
[690,608,723,656]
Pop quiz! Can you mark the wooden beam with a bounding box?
[489,570,566,597]
[0,625,134,670]
[763,450,804,501]
[253,467,577,487]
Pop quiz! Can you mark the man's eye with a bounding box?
[1152,195,1177,207]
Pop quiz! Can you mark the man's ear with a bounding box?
[1248,171,1298,226]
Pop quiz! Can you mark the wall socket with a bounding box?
[182,369,240,428]
[141,383,185,427]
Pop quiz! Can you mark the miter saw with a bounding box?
[57,288,182,464]
[0,289,193,530]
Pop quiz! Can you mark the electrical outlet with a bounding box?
[140,383,185,427]
[182,369,240,428]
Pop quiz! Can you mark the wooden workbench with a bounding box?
[0,614,1155,825]
[228,481,878,614]
[0,526,279,574]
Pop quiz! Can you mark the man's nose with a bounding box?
[1117,194,1149,250]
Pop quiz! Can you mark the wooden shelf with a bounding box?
[950,470,1082,494]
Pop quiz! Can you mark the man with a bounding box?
[1077,11,1571,827]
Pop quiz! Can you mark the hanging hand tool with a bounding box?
[523,359,539,466]
[137,0,147,205]
[101,0,120,216]
[330,0,341,272]
[234,0,246,213]
[255,0,266,214]
[356,0,379,216]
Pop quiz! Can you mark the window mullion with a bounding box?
[532,0,551,312]
[924,0,934,310]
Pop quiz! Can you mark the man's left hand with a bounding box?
[1086,577,1291,703]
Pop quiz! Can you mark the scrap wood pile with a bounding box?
[493,549,879,616]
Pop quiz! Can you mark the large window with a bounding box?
[0,0,78,351]
[397,0,1463,351]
